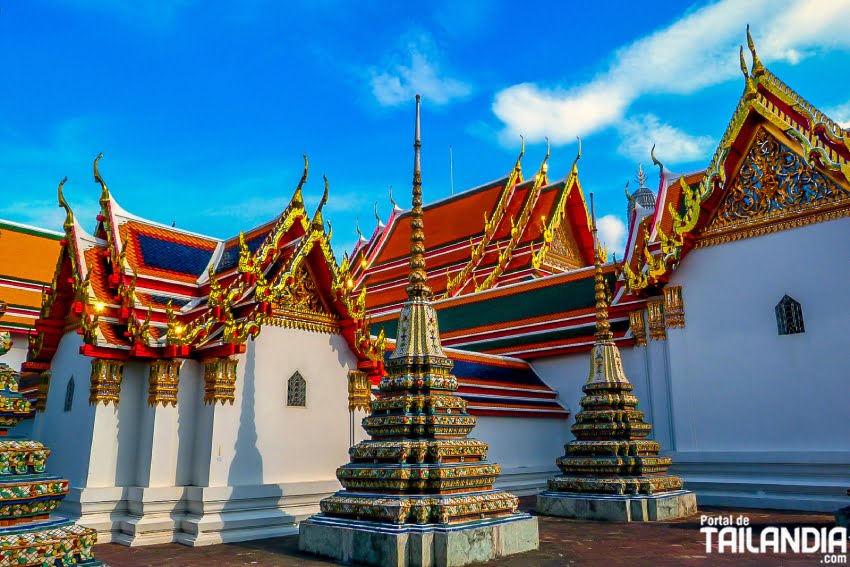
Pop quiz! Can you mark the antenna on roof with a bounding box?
[449,145,454,195]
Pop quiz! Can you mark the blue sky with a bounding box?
[1,0,848,256]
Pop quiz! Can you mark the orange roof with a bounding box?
[0,220,63,333]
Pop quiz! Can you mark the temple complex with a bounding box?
[0,27,843,555]
[536,196,696,521]
[299,95,538,567]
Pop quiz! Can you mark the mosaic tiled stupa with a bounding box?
[299,96,538,566]
[0,360,101,565]
[536,200,696,522]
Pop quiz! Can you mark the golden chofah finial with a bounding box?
[572,136,582,173]
[589,192,612,342]
[93,153,109,207]
[311,175,329,229]
[746,24,765,78]
[326,219,333,240]
[389,185,400,211]
[292,154,309,208]
[355,217,364,242]
[739,46,758,100]
[651,143,664,179]
[57,176,73,234]
[540,136,551,175]
[624,180,636,209]
[374,202,383,227]
[513,135,525,172]
[407,93,430,298]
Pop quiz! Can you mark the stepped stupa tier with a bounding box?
[0,363,101,566]
[300,95,538,566]
[536,196,696,522]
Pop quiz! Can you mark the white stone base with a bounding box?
[299,514,539,567]
[536,490,697,522]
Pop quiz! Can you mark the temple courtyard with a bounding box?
[92,498,839,566]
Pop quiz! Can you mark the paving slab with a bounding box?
[94,497,843,566]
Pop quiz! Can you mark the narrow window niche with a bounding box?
[64,376,75,412]
[287,371,306,407]
[775,295,805,335]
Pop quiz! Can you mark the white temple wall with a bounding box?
[667,219,850,453]
[477,415,568,495]
[31,332,97,487]
[664,219,850,511]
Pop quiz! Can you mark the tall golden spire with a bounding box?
[407,94,430,299]
[590,193,612,342]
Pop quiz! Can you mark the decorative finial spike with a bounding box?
[389,185,401,212]
[650,144,664,178]
[636,164,648,188]
[746,24,765,78]
[312,175,329,229]
[541,136,551,174]
[407,94,430,298]
[739,45,749,79]
[292,154,308,208]
[57,176,73,234]
[94,153,109,206]
[374,202,383,227]
[572,136,582,172]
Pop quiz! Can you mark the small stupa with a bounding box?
[299,95,538,566]
[536,195,697,522]
[0,359,101,565]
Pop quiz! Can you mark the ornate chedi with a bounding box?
[299,96,538,566]
[0,363,101,565]
[536,197,696,522]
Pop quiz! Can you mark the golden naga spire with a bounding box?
[292,154,309,209]
[740,46,758,100]
[57,176,73,235]
[407,94,430,299]
[651,143,664,178]
[590,193,612,342]
[746,24,765,78]
[94,153,109,207]
[311,175,329,230]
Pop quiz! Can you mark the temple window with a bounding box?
[775,295,804,335]
[287,371,306,407]
[63,376,75,412]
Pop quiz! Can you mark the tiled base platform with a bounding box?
[536,490,697,522]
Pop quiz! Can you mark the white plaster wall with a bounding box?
[474,415,568,470]
[199,326,359,488]
[668,218,850,453]
[30,333,96,487]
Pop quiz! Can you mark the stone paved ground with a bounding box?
[94,498,843,566]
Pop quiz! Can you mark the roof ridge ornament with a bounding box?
[636,164,648,188]
[651,143,664,179]
[292,154,308,209]
[94,153,109,207]
[389,185,402,213]
[57,176,73,235]
[540,136,550,175]
[740,46,758,100]
[571,136,582,174]
[311,175,329,230]
[746,24,765,78]
[374,202,384,228]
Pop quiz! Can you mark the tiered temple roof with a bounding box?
[622,28,850,297]
[0,221,62,336]
[350,141,595,319]
[23,155,386,382]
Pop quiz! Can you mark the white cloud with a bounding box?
[370,33,471,107]
[825,101,850,128]
[617,114,713,164]
[597,215,627,257]
[492,0,850,145]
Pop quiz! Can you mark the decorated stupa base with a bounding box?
[536,213,696,524]
[0,363,102,566]
[299,96,537,566]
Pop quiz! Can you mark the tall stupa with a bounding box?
[299,96,539,566]
[536,195,697,522]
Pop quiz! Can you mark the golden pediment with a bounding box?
[268,263,340,334]
[698,127,850,247]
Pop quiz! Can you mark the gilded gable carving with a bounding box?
[543,222,584,271]
[699,128,850,246]
[269,263,339,334]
